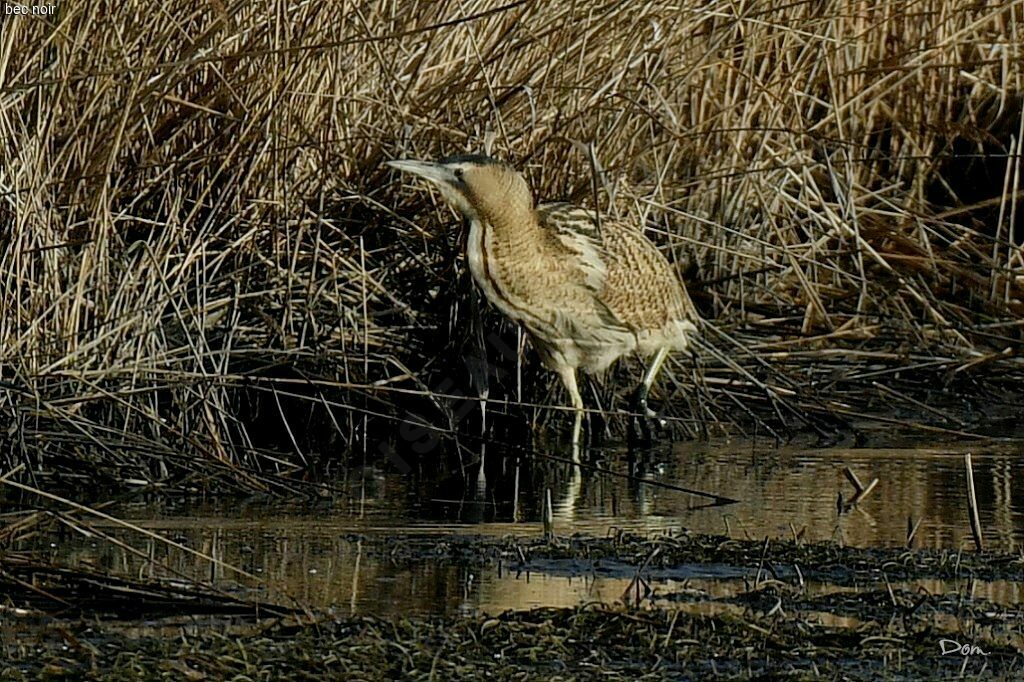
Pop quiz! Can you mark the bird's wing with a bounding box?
[538,202,697,338]
[536,202,633,340]
[536,202,608,293]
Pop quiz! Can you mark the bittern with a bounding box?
[387,154,698,448]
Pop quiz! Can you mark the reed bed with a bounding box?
[1,1,1023,490]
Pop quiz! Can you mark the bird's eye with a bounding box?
[454,168,464,179]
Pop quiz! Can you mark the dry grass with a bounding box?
[1,1,1023,488]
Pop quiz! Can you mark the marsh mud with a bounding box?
[3,437,1024,679]
[4,532,1024,680]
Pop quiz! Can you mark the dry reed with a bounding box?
[1,1,1023,489]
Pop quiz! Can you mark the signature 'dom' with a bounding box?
[939,639,989,656]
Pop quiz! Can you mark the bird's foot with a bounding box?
[627,386,666,447]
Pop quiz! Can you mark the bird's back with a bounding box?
[535,202,698,365]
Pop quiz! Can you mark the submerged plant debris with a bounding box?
[3,532,1022,680]
[349,531,1024,585]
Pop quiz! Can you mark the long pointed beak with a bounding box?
[385,159,460,189]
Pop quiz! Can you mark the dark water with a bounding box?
[24,436,1024,617]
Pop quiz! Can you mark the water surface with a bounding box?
[23,436,1024,617]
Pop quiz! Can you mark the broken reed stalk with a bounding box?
[543,488,554,540]
[906,516,923,549]
[848,478,879,508]
[622,545,661,607]
[843,467,866,492]
[964,453,984,552]
[841,466,878,510]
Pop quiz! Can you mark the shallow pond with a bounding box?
[24,435,1024,617]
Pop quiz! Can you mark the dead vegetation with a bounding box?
[1,1,1023,489]
[6,602,1021,680]
[4,531,1023,680]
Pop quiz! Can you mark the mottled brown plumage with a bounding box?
[387,155,698,449]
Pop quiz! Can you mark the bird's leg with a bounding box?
[585,381,609,447]
[557,366,585,462]
[629,347,669,445]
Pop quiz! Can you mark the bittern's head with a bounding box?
[386,154,533,222]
